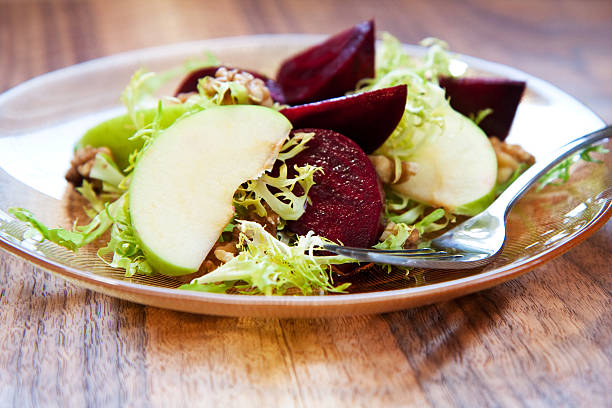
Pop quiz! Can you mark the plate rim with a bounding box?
[0,34,609,315]
[1,202,610,314]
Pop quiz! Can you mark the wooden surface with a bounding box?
[1,0,611,406]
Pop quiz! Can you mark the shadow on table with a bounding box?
[381,291,511,376]
[125,288,510,385]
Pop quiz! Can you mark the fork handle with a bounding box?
[490,124,611,218]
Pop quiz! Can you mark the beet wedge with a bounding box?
[439,77,526,140]
[175,65,285,102]
[280,85,407,154]
[284,128,384,248]
[276,20,375,105]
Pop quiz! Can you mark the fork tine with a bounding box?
[322,245,465,265]
[322,244,437,255]
[398,254,464,259]
[322,244,461,260]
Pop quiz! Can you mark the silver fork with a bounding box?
[323,125,611,269]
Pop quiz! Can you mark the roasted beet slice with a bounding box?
[175,66,219,95]
[284,128,384,248]
[175,65,285,102]
[276,20,375,105]
[280,85,406,154]
[439,77,526,140]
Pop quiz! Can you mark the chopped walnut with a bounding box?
[490,137,535,183]
[214,248,235,264]
[199,67,274,107]
[233,203,281,238]
[368,155,418,185]
[65,146,113,186]
[379,221,420,247]
[194,241,239,276]
[195,259,218,277]
[175,91,196,103]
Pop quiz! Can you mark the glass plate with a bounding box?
[0,35,609,317]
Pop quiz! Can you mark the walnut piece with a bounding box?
[369,155,418,185]
[175,91,196,103]
[236,203,281,238]
[65,146,113,186]
[379,221,420,247]
[199,67,274,107]
[490,137,535,183]
[213,242,239,264]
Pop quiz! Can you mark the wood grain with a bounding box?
[0,0,610,406]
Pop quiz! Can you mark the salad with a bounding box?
[8,20,605,296]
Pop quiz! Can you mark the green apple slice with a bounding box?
[392,108,497,216]
[76,104,189,170]
[129,105,292,276]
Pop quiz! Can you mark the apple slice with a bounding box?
[175,65,285,103]
[276,20,375,105]
[75,104,189,170]
[392,108,497,215]
[439,77,526,140]
[284,128,384,248]
[280,85,407,154]
[129,105,291,276]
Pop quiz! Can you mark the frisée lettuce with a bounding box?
[180,221,353,295]
[357,33,456,161]
[233,132,322,221]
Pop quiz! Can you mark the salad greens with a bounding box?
[357,33,456,162]
[383,190,453,236]
[10,195,119,253]
[469,108,493,126]
[537,145,608,191]
[97,193,153,277]
[180,221,352,295]
[374,223,415,250]
[233,132,322,221]
[122,53,220,128]
[10,65,352,293]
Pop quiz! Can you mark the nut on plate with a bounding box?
[490,137,535,183]
[199,67,274,107]
[65,146,113,186]
[368,154,418,185]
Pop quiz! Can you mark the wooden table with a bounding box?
[1,1,610,406]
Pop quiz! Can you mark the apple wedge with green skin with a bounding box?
[392,108,497,216]
[75,104,189,170]
[129,105,292,276]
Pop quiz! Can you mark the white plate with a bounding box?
[0,35,609,317]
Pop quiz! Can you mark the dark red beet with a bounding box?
[175,66,220,95]
[276,20,375,105]
[175,65,285,102]
[284,128,384,248]
[280,85,406,154]
[439,77,526,140]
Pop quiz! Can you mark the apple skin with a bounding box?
[439,76,526,140]
[280,85,407,154]
[75,104,188,170]
[392,108,497,214]
[175,65,285,103]
[138,245,198,277]
[452,186,496,216]
[276,20,375,105]
[129,105,291,276]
